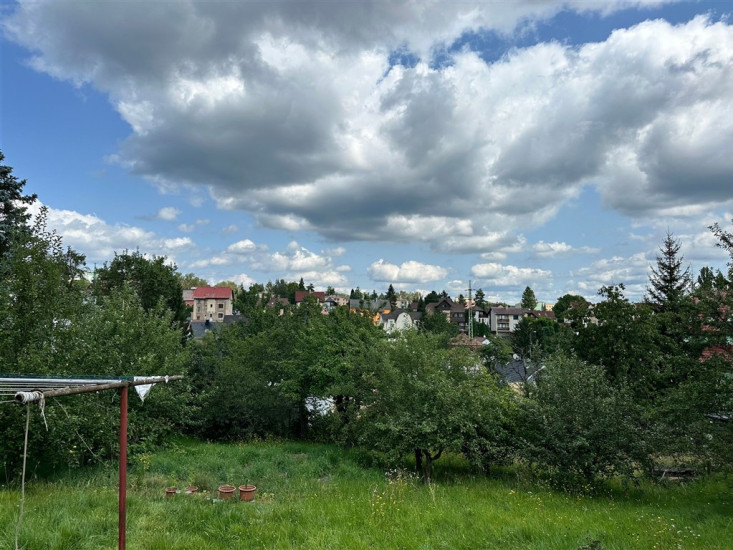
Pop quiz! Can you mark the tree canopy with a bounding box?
[358,331,513,483]
[553,294,588,322]
[177,272,208,289]
[93,250,188,325]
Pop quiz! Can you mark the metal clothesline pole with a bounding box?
[14,376,183,403]
[119,385,127,550]
[12,375,183,550]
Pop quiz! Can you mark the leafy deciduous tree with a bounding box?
[177,272,208,289]
[215,280,238,291]
[519,354,648,486]
[574,285,660,393]
[553,294,588,324]
[359,332,512,483]
[93,250,187,325]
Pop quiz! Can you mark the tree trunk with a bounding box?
[298,401,308,439]
[421,448,443,485]
[414,448,423,473]
[335,395,350,424]
[423,452,432,485]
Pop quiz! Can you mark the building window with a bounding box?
[513,314,519,320]
[218,313,224,319]
[218,303,224,309]
[498,323,509,330]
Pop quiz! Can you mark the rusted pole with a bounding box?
[119,385,128,550]
[14,376,184,404]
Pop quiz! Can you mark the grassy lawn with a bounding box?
[1,439,731,549]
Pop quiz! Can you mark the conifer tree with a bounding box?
[0,150,37,259]
[474,288,486,309]
[521,286,537,310]
[646,231,691,309]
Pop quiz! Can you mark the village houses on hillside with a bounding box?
[183,286,558,340]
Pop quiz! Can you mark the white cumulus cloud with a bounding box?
[156,206,181,221]
[471,262,552,287]
[368,259,449,283]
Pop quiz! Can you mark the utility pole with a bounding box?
[467,280,473,338]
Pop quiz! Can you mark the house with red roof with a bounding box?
[192,286,234,322]
[294,291,325,306]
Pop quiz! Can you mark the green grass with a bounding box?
[1,439,731,549]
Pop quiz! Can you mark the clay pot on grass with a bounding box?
[239,484,256,502]
[218,485,236,500]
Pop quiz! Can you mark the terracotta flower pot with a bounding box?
[239,484,256,502]
[218,484,236,500]
[165,486,177,498]
[185,485,198,494]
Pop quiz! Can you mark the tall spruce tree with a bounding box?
[521,286,537,310]
[474,288,486,309]
[0,150,37,259]
[646,231,691,309]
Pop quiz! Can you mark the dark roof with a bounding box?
[529,310,556,320]
[189,320,223,339]
[493,359,527,384]
[381,308,422,321]
[425,297,465,314]
[189,316,247,339]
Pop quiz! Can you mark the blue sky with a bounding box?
[2,0,732,305]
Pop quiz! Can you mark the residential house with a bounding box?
[379,309,422,333]
[182,288,195,309]
[322,296,341,312]
[425,297,467,331]
[528,310,557,322]
[266,296,290,308]
[488,306,528,336]
[192,286,234,322]
[325,295,349,307]
[449,333,489,351]
[394,298,411,309]
[265,296,290,316]
[472,307,491,327]
[295,291,325,306]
